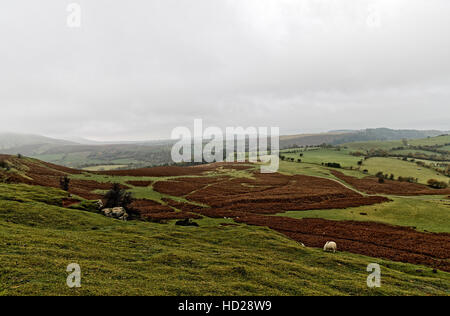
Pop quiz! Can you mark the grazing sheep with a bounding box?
[323,241,337,253]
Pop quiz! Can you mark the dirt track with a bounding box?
[236,216,450,272]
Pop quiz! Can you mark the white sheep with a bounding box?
[323,241,337,253]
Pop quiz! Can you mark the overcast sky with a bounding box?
[0,0,449,141]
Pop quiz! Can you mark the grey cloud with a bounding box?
[0,0,449,140]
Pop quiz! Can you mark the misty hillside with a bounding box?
[280,128,448,149]
[0,129,448,169]
[0,133,76,151]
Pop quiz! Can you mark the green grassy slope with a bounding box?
[279,135,449,186]
[344,140,403,152]
[390,149,447,156]
[277,161,337,179]
[33,152,143,169]
[1,183,449,296]
[409,135,450,146]
[344,135,450,152]
[277,160,367,180]
[361,157,449,184]
[281,149,361,168]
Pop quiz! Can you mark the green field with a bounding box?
[408,158,449,171]
[361,157,449,185]
[279,142,449,185]
[344,135,450,152]
[390,149,447,157]
[278,161,336,179]
[277,160,367,182]
[1,183,449,296]
[32,153,143,169]
[408,135,450,147]
[281,148,361,168]
[344,140,403,152]
[279,197,450,233]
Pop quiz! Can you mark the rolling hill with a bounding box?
[280,128,448,149]
[1,129,449,170]
[0,133,76,151]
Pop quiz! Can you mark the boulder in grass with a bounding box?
[102,207,128,221]
[95,200,104,210]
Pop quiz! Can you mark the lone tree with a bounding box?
[59,176,70,191]
[0,160,10,171]
[402,138,408,146]
[375,171,385,183]
[427,179,448,189]
[104,183,134,211]
[375,171,384,178]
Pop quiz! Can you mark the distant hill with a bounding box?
[279,132,349,148]
[0,133,176,169]
[1,129,448,169]
[279,128,448,149]
[0,133,77,151]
